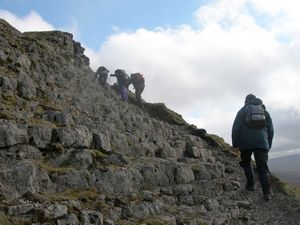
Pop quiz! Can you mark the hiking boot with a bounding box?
[245,183,254,191]
[264,193,272,201]
[262,186,272,201]
[245,180,254,191]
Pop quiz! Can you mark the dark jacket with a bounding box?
[132,79,145,93]
[96,67,109,78]
[232,97,274,151]
[111,70,130,87]
[130,73,145,91]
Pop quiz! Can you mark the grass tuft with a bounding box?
[272,175,300,200]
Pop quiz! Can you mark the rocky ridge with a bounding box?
[0,19,300,225]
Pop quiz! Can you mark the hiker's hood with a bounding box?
[245,95,263,105]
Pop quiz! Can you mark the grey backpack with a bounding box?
[245,104,266,129]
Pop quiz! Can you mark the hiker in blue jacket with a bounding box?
[232,94,274,201]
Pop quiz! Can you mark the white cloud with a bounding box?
[85,0,300,155]
[250,0,300,39]
[0,9,54,32]
[63,18,81,41]
[0,9,81,40]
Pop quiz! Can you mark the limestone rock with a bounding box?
[0,160,52,199]
[17,77,36,99]
[28,125,52,148]
[58,214,79,225]
[44,203,68,219]
[0,75,17,96]
[81,210,103,225]
[92,132,112,152]
[45,111,75,126]
[102,152,130,166]
[156,145,177,159]
[93,168,142,195]
[175,164,195,184]
[52,126,92,148]
[0,120,28,147]
[8,145,43,160]
[67,149,93,169]
[7,203,34,215]
[52,170,92,192]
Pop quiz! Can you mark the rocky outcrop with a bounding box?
[0,18,300,225]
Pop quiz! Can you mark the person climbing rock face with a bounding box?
[95,66,109,86]
[232,94,274,201]
[110,69,130,101]
[130,73,145,106]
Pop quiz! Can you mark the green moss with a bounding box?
[138,218,165,225]
[0,66,17,77]
[205,134,232,150]
[0,212,12,225]
[33,105,45,118]
[139,216,180,225]
[144,103,187,126]
[127,139,134,147]
[38,102,61,111]
[272,176,300,200]
[23,32,52,50]
[0,211,29,225]
[36,187,109,215]
[26,117,57,128]
[34,161,72,175]
[89,149,107,159]
[49,143,64,154]
[45,80,55,90]
[0,111,12,120]
[189,127,237,155]
[40,187,99,202]
[22,96,36,101]
[2,95,17,106]
[191,164,200,171]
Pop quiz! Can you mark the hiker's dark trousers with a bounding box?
[240,148,270,193]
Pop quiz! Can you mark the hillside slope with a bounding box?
[0,19,300,225]
[269,154,300,187]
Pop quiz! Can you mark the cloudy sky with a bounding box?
[1,0,300,158]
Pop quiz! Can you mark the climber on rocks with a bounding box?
[95,66,109,87]
[110,69,130,102]
[232,94,274,201]
[130,72,145,106]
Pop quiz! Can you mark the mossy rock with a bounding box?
[38,187,99,202]
[36,187,108,213]
[2,95,17,106]
[188,125,233,151]
[272,176,300,200]
[204,134,231,150]
[33,105,46,118]
[144,103,187,126]
[89,149,107,159]
[38,102,61,111]
[33,160,72,175]
[0,211,29,225]
[26,117,57,128]
[0,111,13,120]
[139,216,177,225]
